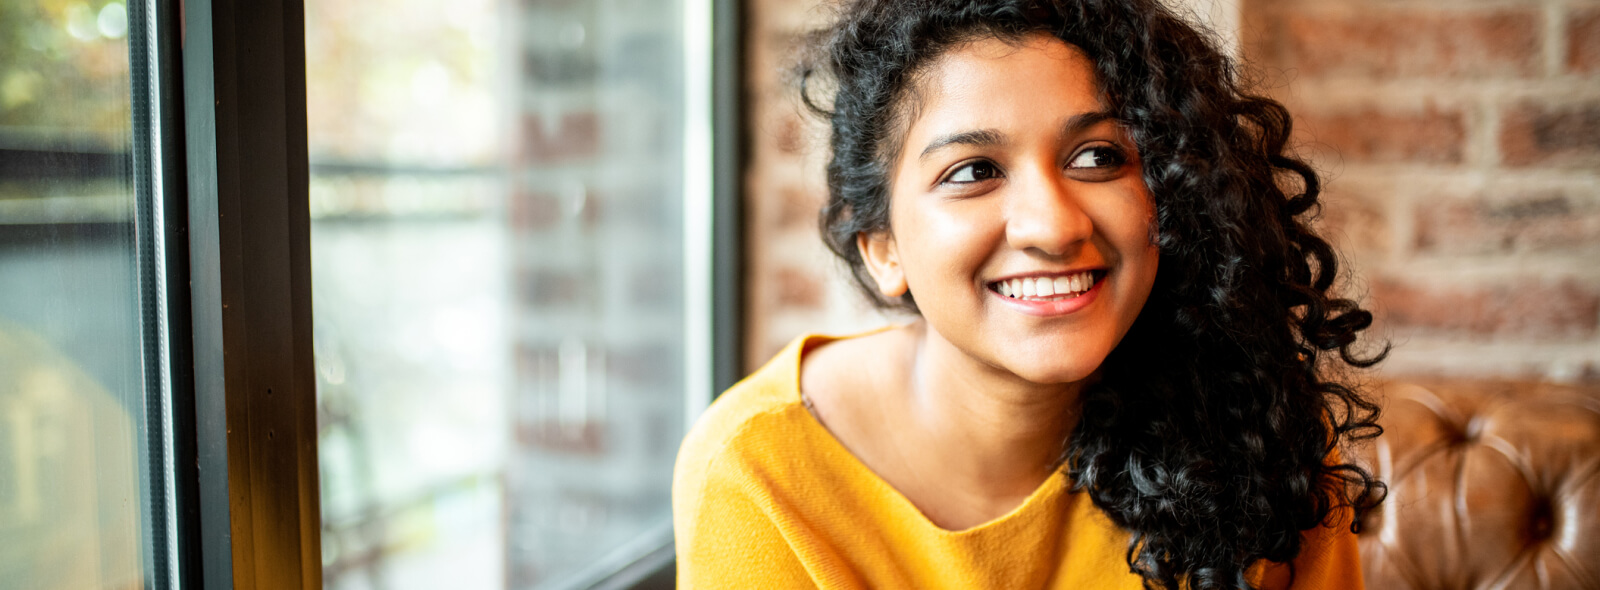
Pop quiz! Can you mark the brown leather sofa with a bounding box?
[1356,379,1600,589]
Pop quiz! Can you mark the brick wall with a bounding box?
[1242,0,1600,382]
[741,1,900,371]
[742,0,1600,382]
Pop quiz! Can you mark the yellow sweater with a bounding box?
[673,332,1365,589]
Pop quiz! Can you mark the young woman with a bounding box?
[674,1,1386,588]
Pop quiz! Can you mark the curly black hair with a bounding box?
[796,1,1388,589]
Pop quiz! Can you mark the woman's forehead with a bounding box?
[901,34,1106,148]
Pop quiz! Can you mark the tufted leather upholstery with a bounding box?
[1355,380,1600,590]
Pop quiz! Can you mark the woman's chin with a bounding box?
[1002,360,1103,388]
[982,339,1110,387]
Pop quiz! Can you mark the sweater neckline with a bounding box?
[783,330,1071,537]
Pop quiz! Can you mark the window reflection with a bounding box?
[0,322,144,589]
[0,0,155,587]
[308,0,689,587]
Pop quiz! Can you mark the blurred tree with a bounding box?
[0,0,132,148]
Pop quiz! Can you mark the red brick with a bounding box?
[1280,10,1540,78]
[509,186,605,230]
[511,343,608,453]
[510,189,562,230]
[1570,9,1600,74]
[1500,102,1600,167]
[515,420,605,454]
[1414,192,1600,255]
[1373,278,1600,339]
[520,111,599,163]
[1300,108,1466,164]
[774,184,823,230]
[1316,189,1391,257]
[774,266,824,309]
[775,112,807,156]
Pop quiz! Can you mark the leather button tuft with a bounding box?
[1528,498,1554,542]
[1362,380,1599,590]
[1461,415,1484,444]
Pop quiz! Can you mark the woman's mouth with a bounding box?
[988,269,1104,301]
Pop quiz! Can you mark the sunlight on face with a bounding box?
[862,32,1160,385]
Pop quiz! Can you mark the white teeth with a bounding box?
[996,271,1096,300]
[1035,277,1055,297]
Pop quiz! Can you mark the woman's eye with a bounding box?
[945,161,1001,184]
[1067,146,1126,169]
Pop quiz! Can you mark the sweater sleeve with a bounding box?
[673,442,815,589]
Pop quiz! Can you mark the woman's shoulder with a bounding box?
[675,331,850,477]
[674,326,903,486]
[676,336,810,476]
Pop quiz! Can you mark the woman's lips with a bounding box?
[988,270,1105,316]
[991,269,1100,299]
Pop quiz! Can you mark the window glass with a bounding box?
[0,0,158,587]
[306,0,690,587]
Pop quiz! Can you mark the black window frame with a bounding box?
[178,0,322,584]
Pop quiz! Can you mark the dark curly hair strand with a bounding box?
[797,1,1388,589]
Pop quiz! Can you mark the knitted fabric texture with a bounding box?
[672,332,1364,589]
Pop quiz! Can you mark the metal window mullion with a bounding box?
[127,0,187,585]
[710,0,743,397]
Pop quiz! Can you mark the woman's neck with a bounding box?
[799,320,1087,530]
[900,320,1084,500]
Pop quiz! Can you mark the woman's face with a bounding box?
[860,32,1160,385]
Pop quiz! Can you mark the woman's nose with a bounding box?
[1004,169,1093,257]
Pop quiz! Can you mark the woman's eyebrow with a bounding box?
[915,112,1118,162]
[1060,111,1116,138]
[918,129,1004,161]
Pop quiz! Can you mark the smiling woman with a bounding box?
[673,1,1387,589]
[857,37,1159,388]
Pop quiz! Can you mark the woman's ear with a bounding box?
[857,231,908,299]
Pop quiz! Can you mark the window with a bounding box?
[307,0,723,586]
[0,0,181,586]
[0,0,737,586]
